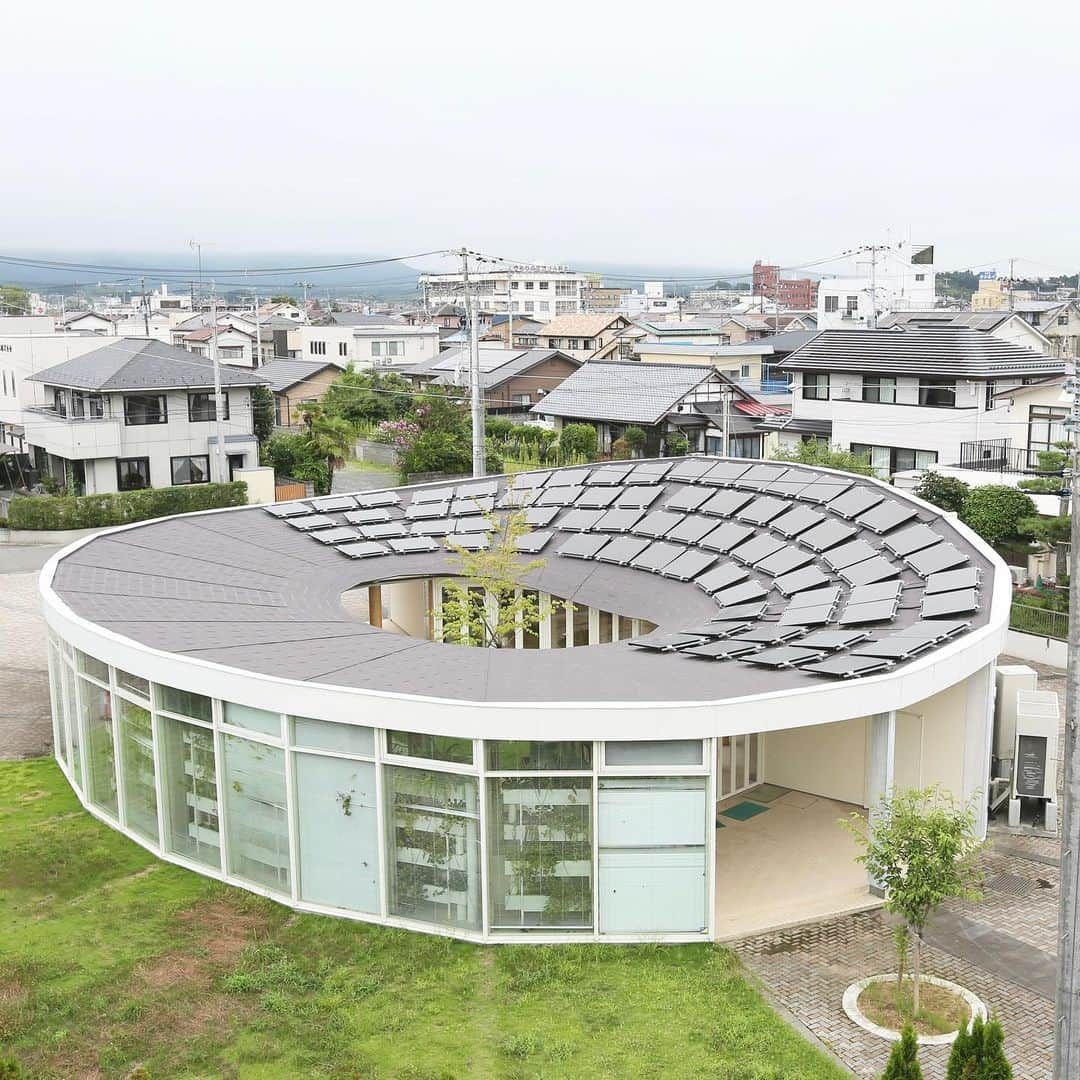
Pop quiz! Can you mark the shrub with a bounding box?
[1017,477,1066,494]
[623,426,647,455]
[915,472,970,513]
[0,1059,26,1079]
[1018,514,1071,546]
[665,432,690,456]
[1035,449,1067,474]
[771,440,874,476]
[881,1024,922,1079]
[7,482,247,531]
[559,423,598,461]
[611,437,631,461]
[959,486,1037,545]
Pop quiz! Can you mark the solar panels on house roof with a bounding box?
[906,543,969,576]
[354,490,401,508]
[557,533,610,560]
[388,536,440,554]
[514,531,553,554]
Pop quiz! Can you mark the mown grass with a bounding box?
[0,759,847,1079]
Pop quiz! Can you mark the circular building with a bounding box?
[41,457,1008,942]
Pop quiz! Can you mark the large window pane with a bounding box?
[385,766,480,929]
[49,647,70,770]
[488,776,593,931]
[158,685,212,723]
[486,741,592,772]
[81,677,117,817]
[119,698,158,843]
[77,650,110,683]
[295,754,378,912]
[222,735,290,891]
[605,740,703,767]
[160,717,220,869]
[62,661,82,788]
[223,701,281,738]
[386,730,473,765]
[292,717,374,756]
[116,669,150,699]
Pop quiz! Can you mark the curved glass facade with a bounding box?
[46,633,715,941]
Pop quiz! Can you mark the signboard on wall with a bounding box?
[1016,734,1048,798]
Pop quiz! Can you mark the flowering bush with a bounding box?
[374,418,420,452]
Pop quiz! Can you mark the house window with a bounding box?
[538,281,549,290]
[372,341,405,357]
[538,302,550,313]
[1028,405,1068,455]
[861,376,897,404]
[917,378,956,408]
[915,273,926,282]
[802,373,830,401]
[740,364,751,378]
[850,443,938,475]
[845,295,859,316]
[338,342,348,356]
[52,388,68,416]
[170,455,210,485]
[310,341,326,356]
[513,393,531,406]
[511,281,519,289]
[524,301,534,313]
[219,346,244,359]
[69,391,105,418]
[188,392,229,422]
[116,457,151,490]
[1058,315,1070,326]
[124,394,168,425]
[824,295,839,313]
[555,281,577,296]
[567,338,580,350]
[525,281,535,290]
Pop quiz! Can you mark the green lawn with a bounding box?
[0,759,846,1079]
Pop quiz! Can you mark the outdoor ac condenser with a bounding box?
[1008,689,1060,830]
[994,664,1038,766]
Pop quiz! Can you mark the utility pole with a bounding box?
[189,240,203,305]
[251,288,261,366]
[458,247,486,477]
[295,281,314,307]
[721,386,730,458]
[140,277,150,336]
[869,247,878,329]
[208,285,228,485]
[1009,257,1016,312]
[1056,361,1080,1077]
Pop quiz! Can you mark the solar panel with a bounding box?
[925,568,980,595]
[388,536,440,555]
[410,519,455,537]
[287,514,338,531]
[661,549,718,581]
[737,496,790,526]
[665,487,712,512]
[765,470,816,492]
[802,655,893,679]
[712,581,769,607]
[535,486,583,507]
[852,636,936,660]
[345,508,391,525]
[729,534,787,566]
[455,480,498,499]
[310,495,356,512]
[788,585,842,610]
[699,461,752,486]
[700,522,755,553]
[848,582,902,605]
[453,516,496,533]
[405,500,450,520]
[359,522,410,540]
[547,467,591,487]
[585,463,635,485]
[797,629,870,650]
[889,619,970,641]
[499,488,539,508]
[453,534,491,551]
[826,487,886,519]
[755,548,817,576]
[695,562,750,594]
[626,461,672,484]
[311,527,364,544]
[839,599,899,625]
[635,510,684,538]
[741,646,827,668]
[736,464,788,486]
[840,557,901,587]
[732,625,806,645]
[795,479,854,504]
[921,589,979,617]
[682,640,759,660]
[665,514,720,544]
[774,566,832,596]
[336,541,389,559]
[616,485,665,509]
[770,506,825,538]
[556,509,607,532]
[524,506,559,527]
[595,536,652,565]
[668,458,718,483]
[822,539,878,570]
[450,495,495,516]
[513,470,551,487]
[880,523,943,557]
[355,490,401,508]
[778,602,835,626]
[514,531,553,554]
[628,541,684,573]
[264,502,313,518]
[906,543,969,577]
[574,487,621,509]
[708,601,769,621]
[594,508,646,532]
[700,490,755,517]
[682,620,748,638]
[856,501,920,535]
[412,487,455,504]
[627,632,706,652]
[557,533,610,559]
[800,519,857,552]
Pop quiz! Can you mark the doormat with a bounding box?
[720,800,769,822]
[744,783,788,803]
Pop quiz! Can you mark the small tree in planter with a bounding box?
[845,786,984,1015]
[881,1024,923,1079]
[946,1016,1013,1079]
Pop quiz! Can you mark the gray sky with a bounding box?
[3,0,1077,277]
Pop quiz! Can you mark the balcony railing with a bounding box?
[1010,602,1068,641]
[953,439,1045,474]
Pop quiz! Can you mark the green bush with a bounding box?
[7,482,247,531]
[665,432,690,457]
[559,423,598,461]
[771,440,874,477]
[623,426,647,454]
[915,472,970,513]
[959,486,1037,545]
[881,1024,922,1079]
[1017,477,1066,494]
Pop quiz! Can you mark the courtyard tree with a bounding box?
[958,486,1036,546]
[251,383,276,448]
[296,402,354,493]
[623,426,647,457]
[844,786,983,1014]
[914,472,970,514]
[324,366,414,426]
[558,423,598,463]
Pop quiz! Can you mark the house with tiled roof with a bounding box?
[534,314,631,361]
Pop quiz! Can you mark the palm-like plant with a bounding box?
[298,402,354,493]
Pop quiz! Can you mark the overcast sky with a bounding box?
[2,0,1077,279]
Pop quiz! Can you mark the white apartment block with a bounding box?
[816,242,936,330]
[420,264,588,319]
[295,324,441,369]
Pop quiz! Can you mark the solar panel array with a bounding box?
[264,457,985,680]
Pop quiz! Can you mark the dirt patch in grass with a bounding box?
[177,897,272,967]
[859,977,971,1037]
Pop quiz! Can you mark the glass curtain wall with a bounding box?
[222,735,290,891]
[118,695,158,843]
[159,716,221,869]
[81,677,117,817]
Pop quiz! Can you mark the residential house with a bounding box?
[638,318,731,346]
[257,301,307,322]
[481,314,545,348]
[776,328,1065,476]
[1015,300,1080,359]
[315,312,408,328]
[255,358,347,428]
[878,310,1052,353]
[582,286,632,313]
[59,311,119,335]
[534,314,631,361]
[529,360,772,456]
[23,338,266,494]
[296,324,440,369]
[420,264,588,318]
[816,241,936,329]
[403,347,582,416]
[177,325,259,368]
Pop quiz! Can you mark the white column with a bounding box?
[866,711,896,896]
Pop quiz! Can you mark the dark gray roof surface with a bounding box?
[28,338,268,391]
[255,358,343,391]
[780,328,1064,378]
[49,457,996,704]
[405,347,579,389]
[319,312,408,326]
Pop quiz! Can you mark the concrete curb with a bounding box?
[842,973,987,1046]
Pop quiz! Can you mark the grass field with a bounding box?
[0,758,847,1079]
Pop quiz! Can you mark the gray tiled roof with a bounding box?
[27,338,269,391]
[406,348,579,390]
[255,358,344,391]
[779,329,1065,378]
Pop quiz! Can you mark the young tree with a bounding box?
[623,426,647,457]
[558,423,598,462]
[959,486,1036,545]
[324,367,414,426]
[437,508,561,647]
[251,384,276,448]
[978,1018,1013,1079]
[297,402,354,493]
[771,440,874,476]
[665,431,690,457]
[946,1015,975,1080]
[915,472,970,514]
[845,786,984,1014]
[881,1024,923,1080]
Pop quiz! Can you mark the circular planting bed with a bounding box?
[842,974,988,1046]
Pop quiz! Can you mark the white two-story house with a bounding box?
[776,328,1065,476]
[24,338,267,495]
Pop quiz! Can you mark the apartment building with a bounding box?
[752,262,818,309]
[816,242,936,330]
[419,264,588,318]
[295,324,440,369]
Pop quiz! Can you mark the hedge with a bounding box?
[7,481,248,531]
